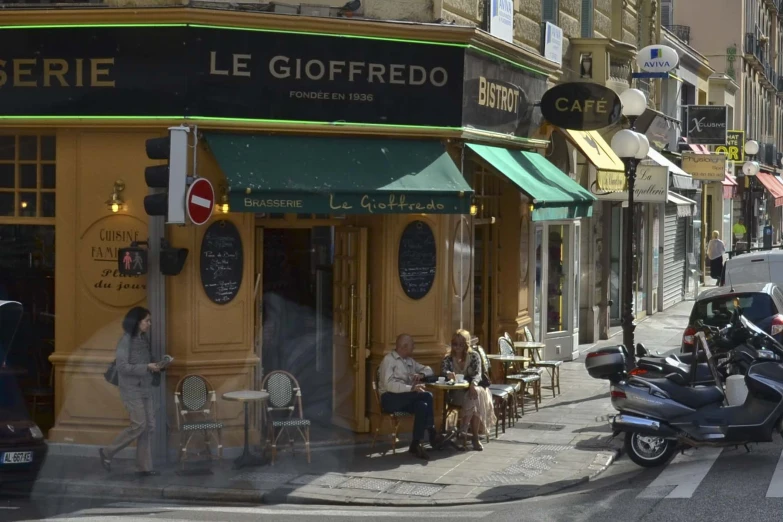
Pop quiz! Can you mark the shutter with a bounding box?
[581,0,594,37]
[661,0,673,27]
[662,204,688,310]
[543,0,559,24]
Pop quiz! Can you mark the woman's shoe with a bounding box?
[99,449,111,472]
[471,435,484,451]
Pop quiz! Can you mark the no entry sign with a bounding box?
[186,178,215,225]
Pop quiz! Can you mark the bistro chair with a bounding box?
[371,367,413,454]
[476,344,513,439]
[524,326,562,397]
[24,340,54,426]
[173,375,224,470]
[498,336,541,414]
[261,370,311,464]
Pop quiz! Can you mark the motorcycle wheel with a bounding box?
[624,432,676,468]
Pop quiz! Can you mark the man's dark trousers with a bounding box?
[381,391,435,443]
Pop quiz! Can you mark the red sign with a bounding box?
[186,178,215,226]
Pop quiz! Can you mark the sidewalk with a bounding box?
[1,303,694,507]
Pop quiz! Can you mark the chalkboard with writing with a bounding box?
[398,220,436,300]
[200,220,243,305]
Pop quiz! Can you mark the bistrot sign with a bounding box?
[539,82,622,131]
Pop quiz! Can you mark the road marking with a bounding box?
[767,449,783,497]
[637,447,723,499]
[191,195,212,208]
[110,504,493,518]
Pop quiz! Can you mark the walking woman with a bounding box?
[441,329,496,451]
[99,307,161,476]
[707,230,726,284]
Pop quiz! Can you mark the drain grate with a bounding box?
[288,474,349,488]
[385,482,444,497]
[339,477,397,491]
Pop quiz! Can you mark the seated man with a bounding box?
[379,333,438,459]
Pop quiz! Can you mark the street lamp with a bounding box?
[611,88,648,368]
[741,140,761,253]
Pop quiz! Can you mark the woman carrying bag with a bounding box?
[99,306,162,476]
[707,230,726,284]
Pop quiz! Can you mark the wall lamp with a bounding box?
[219,185,230,213]
[107,180,125,213]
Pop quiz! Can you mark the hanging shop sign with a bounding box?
[589,164,668,202]
[686,105,728,145]
[714,130,745,162]
[462,51,548,137]
[635,45,679,76]
[0,25,465,128]
[681,152,727,181]
[538,82,622,131]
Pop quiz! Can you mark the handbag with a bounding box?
[104,359,119,386]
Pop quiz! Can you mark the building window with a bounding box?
[581,0,594,37]
[0,135,56,220]
[543,0,559,24]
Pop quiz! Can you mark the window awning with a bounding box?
[562,130,626,192]
[757,172,783,207]
[204,133,473,214]
[723,173,738,199]
[667,191,697,217]
[646,148,696,190]
[466,144,596,222]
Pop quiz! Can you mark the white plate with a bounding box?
[2,451,33,464]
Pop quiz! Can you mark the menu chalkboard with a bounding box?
[398,220,436,300]
[200,220,243,305]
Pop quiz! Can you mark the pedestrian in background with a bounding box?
[707,230,726,284]
[99,306,161,476]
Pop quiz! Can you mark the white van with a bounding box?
[722,250,783,287]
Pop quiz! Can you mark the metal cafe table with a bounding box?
[512,341,546,359]
[222,390,270,469]
[485,354,532,382]
[425,380,470,450]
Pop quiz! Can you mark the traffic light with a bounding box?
[144,126,190,224]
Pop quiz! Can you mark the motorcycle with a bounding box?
[585,307,783,468]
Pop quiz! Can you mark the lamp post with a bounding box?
[742,140,760,252]
[611,88,649,368]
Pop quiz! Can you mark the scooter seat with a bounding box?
[641,378,724,409]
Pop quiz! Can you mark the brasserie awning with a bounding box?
[466,144,596,222]
[205,133,473,214]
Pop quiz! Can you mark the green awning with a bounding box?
[466,144,596,221]
[204,133,472,215]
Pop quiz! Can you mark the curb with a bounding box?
[0,449,622,507]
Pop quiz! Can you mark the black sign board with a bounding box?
[200,220,244,305]
[539,82,622,131]
[686,105,728,145]
[461,51,548,137]
[398,220,437,300]
[118,248,148,276]
[0,26,464,128]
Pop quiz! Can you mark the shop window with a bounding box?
[546,225,570,333]
[0,135,56,219]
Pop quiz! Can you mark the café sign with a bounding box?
[232,192,470,214]
[681,152,727,181]
[539,82,622,131]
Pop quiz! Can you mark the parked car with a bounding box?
[722,250,783,287]
[681,283,783,352]
[0,301,47,485]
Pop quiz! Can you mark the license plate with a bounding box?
[2,451,33,464]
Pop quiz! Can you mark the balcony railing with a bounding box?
[745,32,767,64]
[664,25,691,44]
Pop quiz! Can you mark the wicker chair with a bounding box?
[498,336,541,414]
[476,344,514,438]
[260,370,311,464]
[524,326,562,397]
[371,367,413,454]
[174,375,224,470]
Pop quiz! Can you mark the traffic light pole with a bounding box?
[148,201,168,467]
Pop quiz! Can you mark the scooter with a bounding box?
[585,309,783,468]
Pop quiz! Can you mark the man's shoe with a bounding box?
[409,443,430,460]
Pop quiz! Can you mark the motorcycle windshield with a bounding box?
[0,301,23,367]
[740,314,776,341]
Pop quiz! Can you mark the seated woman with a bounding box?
[441,329,497,451]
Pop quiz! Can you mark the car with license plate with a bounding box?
[681,283,783,352]
[0,301,48,484]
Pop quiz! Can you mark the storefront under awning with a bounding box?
[667,191,697,218]
[561,130,627,192]
[757,172,783,207]
[646,148,696,190]
[466,144,596,221]
[205,134,473,214]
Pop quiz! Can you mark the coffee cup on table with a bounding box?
[456,374,464,383]
[437,376,446,383]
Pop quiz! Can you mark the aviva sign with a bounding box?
[636,45,679,74]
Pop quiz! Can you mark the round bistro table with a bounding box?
[222,390,270,469]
